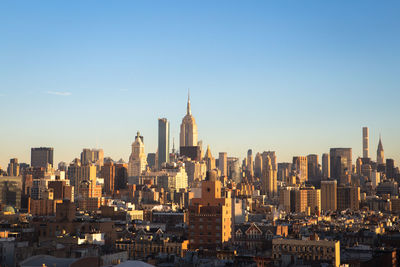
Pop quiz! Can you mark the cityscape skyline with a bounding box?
[0,93,396,169]
[1,2,400,266]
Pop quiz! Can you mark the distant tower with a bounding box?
[377,135,384,164]
[362,127,369,158]
[158,118,170,169]
[321,180,337,211]
[7,158,20,176]
[128,131,147,177]
[31,147,54,168]
[356,157,363,175]
[204,145,216,171]
[262,155,277,196]
[180,90,198,147]
[218,152,228,177]
[261,151,277,180]
[322,153,330,179]
[293,156,308,184]
[247,149,254,177]
[254,153,263,178]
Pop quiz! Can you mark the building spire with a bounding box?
[187,88,191,115]
[378,133,383,151]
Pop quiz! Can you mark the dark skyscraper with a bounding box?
[330,148,352,179]
[158,118,170,169]
[31,147,54,168]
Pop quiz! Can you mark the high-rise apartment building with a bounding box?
[293,156,308,184]
[31,147,54,168]
[330,148,352,179]
[7,158,20,177]
[158,118,170,169]
[321,180,337,211]
[128,132,147,177]
[188,170,232,249]
[218,152,228,177]
[101,161,116,195]
[295,186,321,215]
[279,186,320,215]
[337,186,360,211]
[322,153,330,179]
[377,136,384,165]
[362,127,369,158]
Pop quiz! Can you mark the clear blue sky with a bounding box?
[1,0,399,168]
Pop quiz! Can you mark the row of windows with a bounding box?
[274,245,334,253]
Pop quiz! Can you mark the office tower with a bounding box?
[179,93,201,161]
[278,163,292,183]
[31,147,54,168]
[180,92,198,147]
[204,145,216,171]
[262,155,277,196]
[322,153,330,178]
[128,131,147,177]
[330,148,352,179]
[377,136,384,164]
[188,170,232,249]
[115,160,128,190]
[158,118,170,169]
[254,153,263,178]
[147,153,156,170]
[80,148,104,167]
[293,156,308,184]
[307,154,319,181]
[386,159,395,179]
[247,149,254,177]
[218,152,228,177]
[362,127,369,158]
[337,186,360,211]
[356,157,362,175]
[262,151,277,172]
[227,157,241,184]
[7,158,20,177]
[321,180,337,211]
[101,161,116,195]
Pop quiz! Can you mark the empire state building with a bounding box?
[180,92,200,160]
